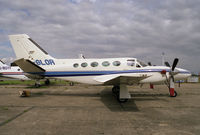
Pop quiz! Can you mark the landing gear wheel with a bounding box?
[45,79,50,85]
[112,86,119,95]
[170,90,177,97]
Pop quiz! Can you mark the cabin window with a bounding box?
[113,61,121,66]
[91,62,98,67]
[81,62,88,67]
[102,61,110,67]
[18,69,20,71]
[73,63,79,68]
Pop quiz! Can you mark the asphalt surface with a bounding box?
[0,83,200,135]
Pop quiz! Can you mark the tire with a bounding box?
[45,79,50,85]
[112,86,119,94]
[170,90,177,97]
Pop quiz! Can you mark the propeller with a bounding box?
[172,58,179,71]
[148,62,156,66]
[164,58,179,97]
[164,61,170,67]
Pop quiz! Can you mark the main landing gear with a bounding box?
[35,82,41,88]
[45,79,50,85]
[112,85,131,103]
[35,79,50,88]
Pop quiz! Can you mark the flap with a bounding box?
[94,74,149,85]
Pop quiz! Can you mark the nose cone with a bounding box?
[176,68,191,79]
[185,70,192,78]
[183,69,191,77]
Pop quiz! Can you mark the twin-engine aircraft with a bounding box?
[9,34,191,102]
[0,60,29,81]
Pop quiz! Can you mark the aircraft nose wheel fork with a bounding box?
[112,86,129,103]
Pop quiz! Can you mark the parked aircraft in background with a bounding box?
[0,60,30,81]
[9,34,191,102]
[0,60,51,86]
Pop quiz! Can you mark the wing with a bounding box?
[14,58,45,79]
[94,74,150,85]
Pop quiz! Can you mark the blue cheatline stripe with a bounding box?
[26,69,190,77]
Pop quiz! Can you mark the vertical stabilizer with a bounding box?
[9,34,54,61]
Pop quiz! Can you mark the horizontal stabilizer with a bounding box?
[0,60,6,66]
[14,58,45,73]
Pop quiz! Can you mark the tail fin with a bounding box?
[9,34,54,61]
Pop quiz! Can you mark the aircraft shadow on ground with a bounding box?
[29,88,169,112]
[100,88,169,112]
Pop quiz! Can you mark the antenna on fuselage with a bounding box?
[79,54,85,59]
[162,52,165,66]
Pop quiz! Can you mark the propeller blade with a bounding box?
[172,58,179,71]
[165,61,170,67]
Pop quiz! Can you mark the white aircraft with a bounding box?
[0,60,30,80]
[9,34,191,102]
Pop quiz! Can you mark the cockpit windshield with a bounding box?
[137,60,147,67]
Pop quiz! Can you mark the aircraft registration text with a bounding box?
[35,59,55,65]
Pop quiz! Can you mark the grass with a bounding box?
[0,80,35,85]
[0,107,9,111]
[0,79,77,87]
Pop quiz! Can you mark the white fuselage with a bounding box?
[8,34,191,86]
[35,57,191,85]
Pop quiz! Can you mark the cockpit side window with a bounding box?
[127,59,135,67]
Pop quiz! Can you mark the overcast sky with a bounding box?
[0,0,199,73]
